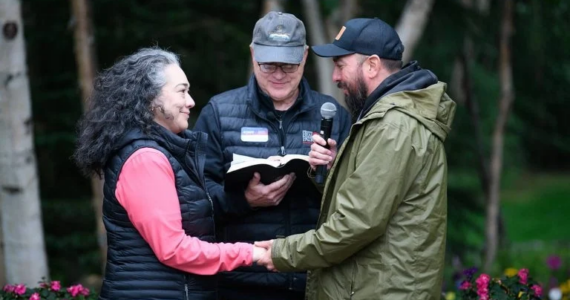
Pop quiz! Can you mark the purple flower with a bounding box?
[547,255,562,270]
[462,267,478,280]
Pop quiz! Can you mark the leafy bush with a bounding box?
[456,268,542,300]
[1,279,97,300]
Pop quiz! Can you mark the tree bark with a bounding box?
[322,0,360,106]
[395,0,437,63]
[458,38,490,195]
[70,0,106,271]
[0,0,49,285]
[484,0,514,271]
[0,219,5,285]
[301,0,338,100]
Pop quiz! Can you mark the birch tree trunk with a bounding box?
[70,0,106,270]
[484,0,514,271]
[395,0,436,63]
[0,220,5,285]
[0,0,49,285]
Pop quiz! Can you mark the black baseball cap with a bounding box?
[312,18,404,60]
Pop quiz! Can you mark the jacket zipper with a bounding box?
[183,141,216,234]
[183,274,190,300]
[193,152,216,234]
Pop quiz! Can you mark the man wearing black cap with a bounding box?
[255,18,457,299]
[193,11,351,300]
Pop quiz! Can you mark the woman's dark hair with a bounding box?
[73,47,180,177]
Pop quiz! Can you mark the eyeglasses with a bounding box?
[257,63,300,74]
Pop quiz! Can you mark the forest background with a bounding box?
[0,0,569,297]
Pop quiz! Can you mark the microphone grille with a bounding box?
[320,102,337,119]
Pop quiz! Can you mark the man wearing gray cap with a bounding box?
[255,17,456,300]
[193,11,351,300]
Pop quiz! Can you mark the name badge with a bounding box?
[241,127,269,142]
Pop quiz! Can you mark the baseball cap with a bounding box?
[252,11,306,64]
[312,18,404,60]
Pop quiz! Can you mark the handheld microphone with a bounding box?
[315,102,337,184]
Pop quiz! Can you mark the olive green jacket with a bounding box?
[272,82,456,300]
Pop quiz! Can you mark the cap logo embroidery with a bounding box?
[335,26,346,40]
[269,25,291,42]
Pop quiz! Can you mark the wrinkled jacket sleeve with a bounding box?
[193,102,252,220]
[272,120,415,271]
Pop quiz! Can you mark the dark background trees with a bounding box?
[2,0,568,292]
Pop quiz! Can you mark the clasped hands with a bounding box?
[252,240,276,271]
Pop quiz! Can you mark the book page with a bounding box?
[228,155,280,173]
[230,153,259,166]
[279,154,310,164]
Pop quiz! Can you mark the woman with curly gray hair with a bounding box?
[74,47,265,300]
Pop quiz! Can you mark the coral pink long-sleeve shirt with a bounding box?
[115,148,253,275]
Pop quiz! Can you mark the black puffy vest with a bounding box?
[99,125,217,300]
[194,77,351,300]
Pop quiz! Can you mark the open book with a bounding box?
[224,153,311,191]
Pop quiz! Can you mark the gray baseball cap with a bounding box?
[252,11,306,64]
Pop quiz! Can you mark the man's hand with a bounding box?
[245,172,296,207]
[308,135,337,171]
[254,240,276,271]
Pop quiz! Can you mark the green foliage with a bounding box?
[501,174,570,242]
[41,199,100,283]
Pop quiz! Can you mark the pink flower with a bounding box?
[29,292,40,300]
[80,287,90,296]
[531,284,542,297]
[67,284,82,297]
[66,284,88,297]
[50,280,61,291]
[475,274,490,289]
[14,284,26,295]
[475,274,490,299]
[518,268,529,285]
[3,284,15,293]
[459,281,471,290]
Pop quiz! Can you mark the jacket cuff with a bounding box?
[271,238,296,272]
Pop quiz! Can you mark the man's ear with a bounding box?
[365,55,381,77]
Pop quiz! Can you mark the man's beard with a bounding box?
[338,74,368,123]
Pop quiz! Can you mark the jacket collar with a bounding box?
[357,61,438,121]
[114,124,207,162]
